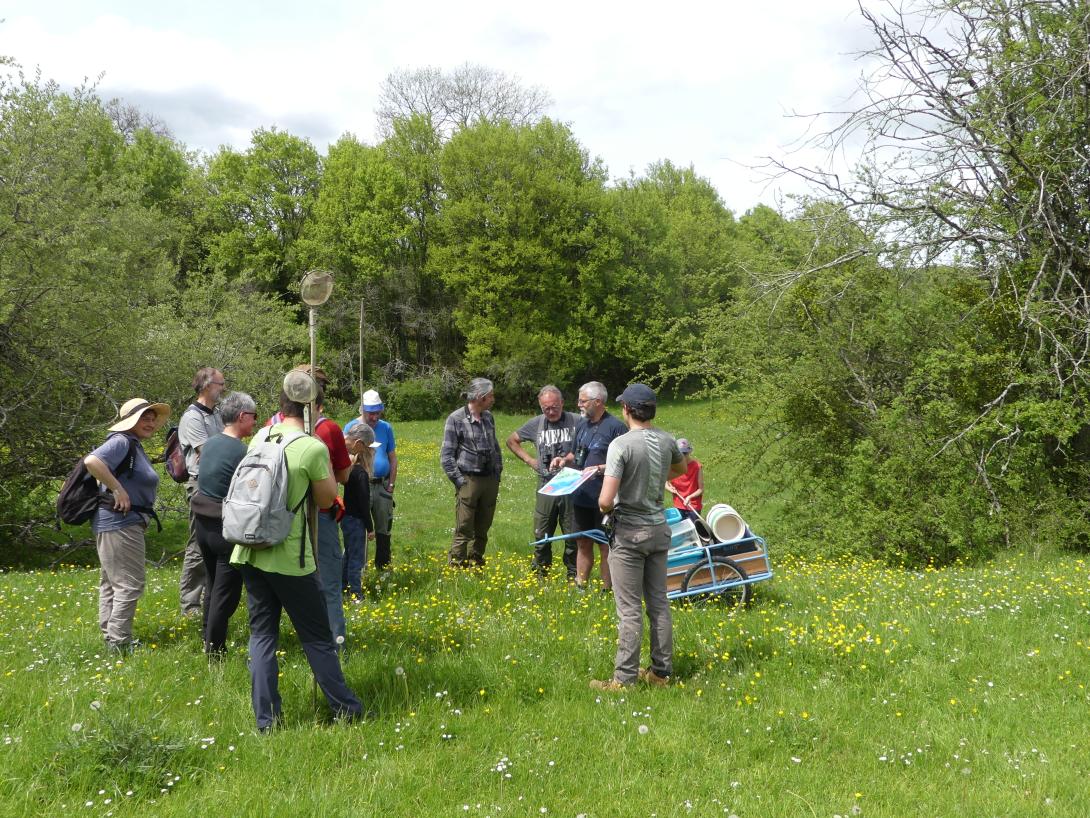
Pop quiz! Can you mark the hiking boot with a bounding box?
[106,638,141,655]
[637,667,670,687]
[589,678,631,692]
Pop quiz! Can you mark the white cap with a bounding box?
[361,389,383,412]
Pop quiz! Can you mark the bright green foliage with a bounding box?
[203,128,321,293]
[0,71,178,493]
[599,161,738,384]
[433,118,609,398]
[115,129,206,278]
[298,124,458,391]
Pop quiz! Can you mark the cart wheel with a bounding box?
[681,556,752,608]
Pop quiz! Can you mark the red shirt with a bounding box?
[312,418,350,511]
[669,458,703,511]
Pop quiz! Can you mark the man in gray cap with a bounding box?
[440,378,502,567]
[591,383,685,692]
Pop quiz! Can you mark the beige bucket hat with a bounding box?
[108,398,171,433]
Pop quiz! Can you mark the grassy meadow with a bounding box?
[1,400,1089,817]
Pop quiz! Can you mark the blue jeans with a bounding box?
[340,515,367,596]
[316,511,346,643]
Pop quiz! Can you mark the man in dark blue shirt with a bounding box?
[563,381,626,590]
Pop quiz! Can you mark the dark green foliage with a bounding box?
[0,70,305,551]
[381,370,463,421]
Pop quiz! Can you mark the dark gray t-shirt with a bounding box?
[196,433,248,500]
[604,427,683,526]
[515,411,578,485]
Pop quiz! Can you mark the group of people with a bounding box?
[440,377,697,691]
[86,365,399,729]
[85,368,698,730]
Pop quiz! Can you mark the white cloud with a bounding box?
[2,0,873,212]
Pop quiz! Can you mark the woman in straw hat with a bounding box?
[84,397,171,652]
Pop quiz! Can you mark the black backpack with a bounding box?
[57,434,139,526]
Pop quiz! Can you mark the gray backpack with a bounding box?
[222,427,310,560]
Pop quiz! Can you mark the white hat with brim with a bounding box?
[108,398,171,433]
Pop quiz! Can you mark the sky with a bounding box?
[1,0,876,214]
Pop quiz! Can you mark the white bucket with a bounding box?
[706,503,747,543]
[669,517,701,551]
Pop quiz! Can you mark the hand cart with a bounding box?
[529,522,772,607]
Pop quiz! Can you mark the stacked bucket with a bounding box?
[667,503,748,549]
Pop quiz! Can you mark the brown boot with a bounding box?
[637,667,670,687]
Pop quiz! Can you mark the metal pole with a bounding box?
[308,304,320,713]
[307,305,319,568]
[358,299,365,404]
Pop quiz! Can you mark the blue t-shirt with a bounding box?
[571,412,627,508]
[344,418,395,479]
[90,433,160,533]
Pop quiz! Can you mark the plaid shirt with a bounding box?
[440,406,503,487]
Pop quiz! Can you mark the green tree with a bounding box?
[0,70,178,515]
[605,161,738,384]
[203,128,321,294]
[432,118,608,398]
[0,67,309,551]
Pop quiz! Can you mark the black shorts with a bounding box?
[572,503,605,534]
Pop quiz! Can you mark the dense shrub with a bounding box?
[382,371,463,421]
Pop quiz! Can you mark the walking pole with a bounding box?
[299,269,334,714]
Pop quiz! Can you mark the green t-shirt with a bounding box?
[604,427,684,526]
[229,424,331,576]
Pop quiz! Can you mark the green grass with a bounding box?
[2,402,1089,816]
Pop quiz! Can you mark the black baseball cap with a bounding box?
[617,383,657,405]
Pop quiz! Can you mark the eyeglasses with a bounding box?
[577,398,598,405]
[241,411,257,418]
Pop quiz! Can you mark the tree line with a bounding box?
[5,0,1090,566]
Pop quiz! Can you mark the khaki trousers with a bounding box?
[97,523,147,646]
[179,479,207,614]
[449,475,500,566]
[608,520,673,684]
